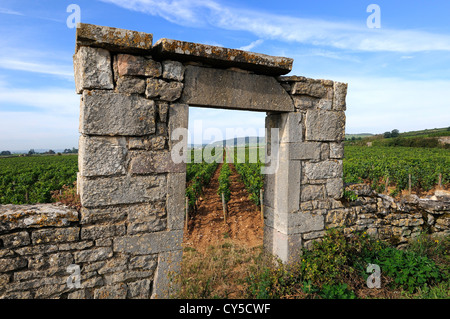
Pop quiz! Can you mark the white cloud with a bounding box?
[0,7,24,16]
[0,85,79,116]
[102,0,450,53]
[238,39,263,51]
[0,58,74,78]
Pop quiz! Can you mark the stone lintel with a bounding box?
[76,23,153,53]
[153,38,293,76]
[180,65,294,112]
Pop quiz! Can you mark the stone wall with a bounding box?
[263,76,347,263]
[318,184,450,249]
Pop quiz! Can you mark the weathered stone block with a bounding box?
[78,135,127,177]
[27,252,73,270]
[94,283,128,299]
[288,142,321,160]
[326,178,344,199]
[168,103,189,152]
[0,205,78,232]
[153,38,292,76]
[31,227,79,244]
[291,80,327,98]
[145,78,184,102]
[129,151,186,174]
[81,223,126,241]
[333,82,348,111]
[292,95,317,109]
[74,247,113,263]
[0,257,27,273]
[74,46,113,94]
[180,65,294,112]
[116,54,161,77]
[79,175,166,207]
[76,23,153,53]
[167,173,186,230]
[304,160,343,180]
[157,102,169,123]
[329,142,344,159]
[113,230,183,255]
[301,184,325,201]
[116,76,146,94]
[305,109,345,142]
[80,206,127,225]
[0,232,30,248]
[279,112,302,143]
[162,60,185,81]
[151,249,182,299]
[80,91,156,136]
[263,225,302,264]
[128,279,152,299]
[129,255,158,271]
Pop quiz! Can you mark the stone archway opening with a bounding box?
[74,23,347,298]
[182,106,267,253]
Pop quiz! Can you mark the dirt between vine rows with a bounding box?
[182,163,264,252]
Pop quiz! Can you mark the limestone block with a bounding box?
[78,135,127,177]
[127,202,166,235]
[116,76,146,94]
[31,227,80,244]
[329,142,344,159]
[116,54,161,77]
[157,102,169,122]
[81,223,126,241]
[167,173,187,230]
[168,103,189,150]
[291,80,327,98]
[333,82,348,111]
[74,46,113,94]
[128,279,152,299]
[292,95,317,110]
[94,283,128,299]
[113,230,183,255]
[305,109,345,142]
[80,91,155,136]
[279,112,302,143]
[263,225,302,264]
[79,175,166,207]
[180,65,294,112]
[289,211,325,234]
[288,142,321,160]
[74,247,113,263]
[301,184,325,201]
[76,23,153,53]
[326,178,344,199]
[129,151,186,174]
[153,38,292,76]
[0,232,30,248]
[151,249,183,299]
[304,160,343,180]
[145,78,184,101]
[162,60,185,81]
[0,257,27,273]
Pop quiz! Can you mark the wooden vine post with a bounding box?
[221,192,227,224]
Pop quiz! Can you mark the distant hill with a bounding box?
[190,136,265,148]
[347,127,450,149]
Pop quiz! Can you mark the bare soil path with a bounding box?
[182,162,263,252]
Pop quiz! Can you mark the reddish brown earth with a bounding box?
[182,163,264,252]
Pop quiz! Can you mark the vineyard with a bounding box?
[0,155,78,205]
[0,145,449,205]
[344,146,450,196]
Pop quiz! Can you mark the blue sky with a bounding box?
[0,0,449,151]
